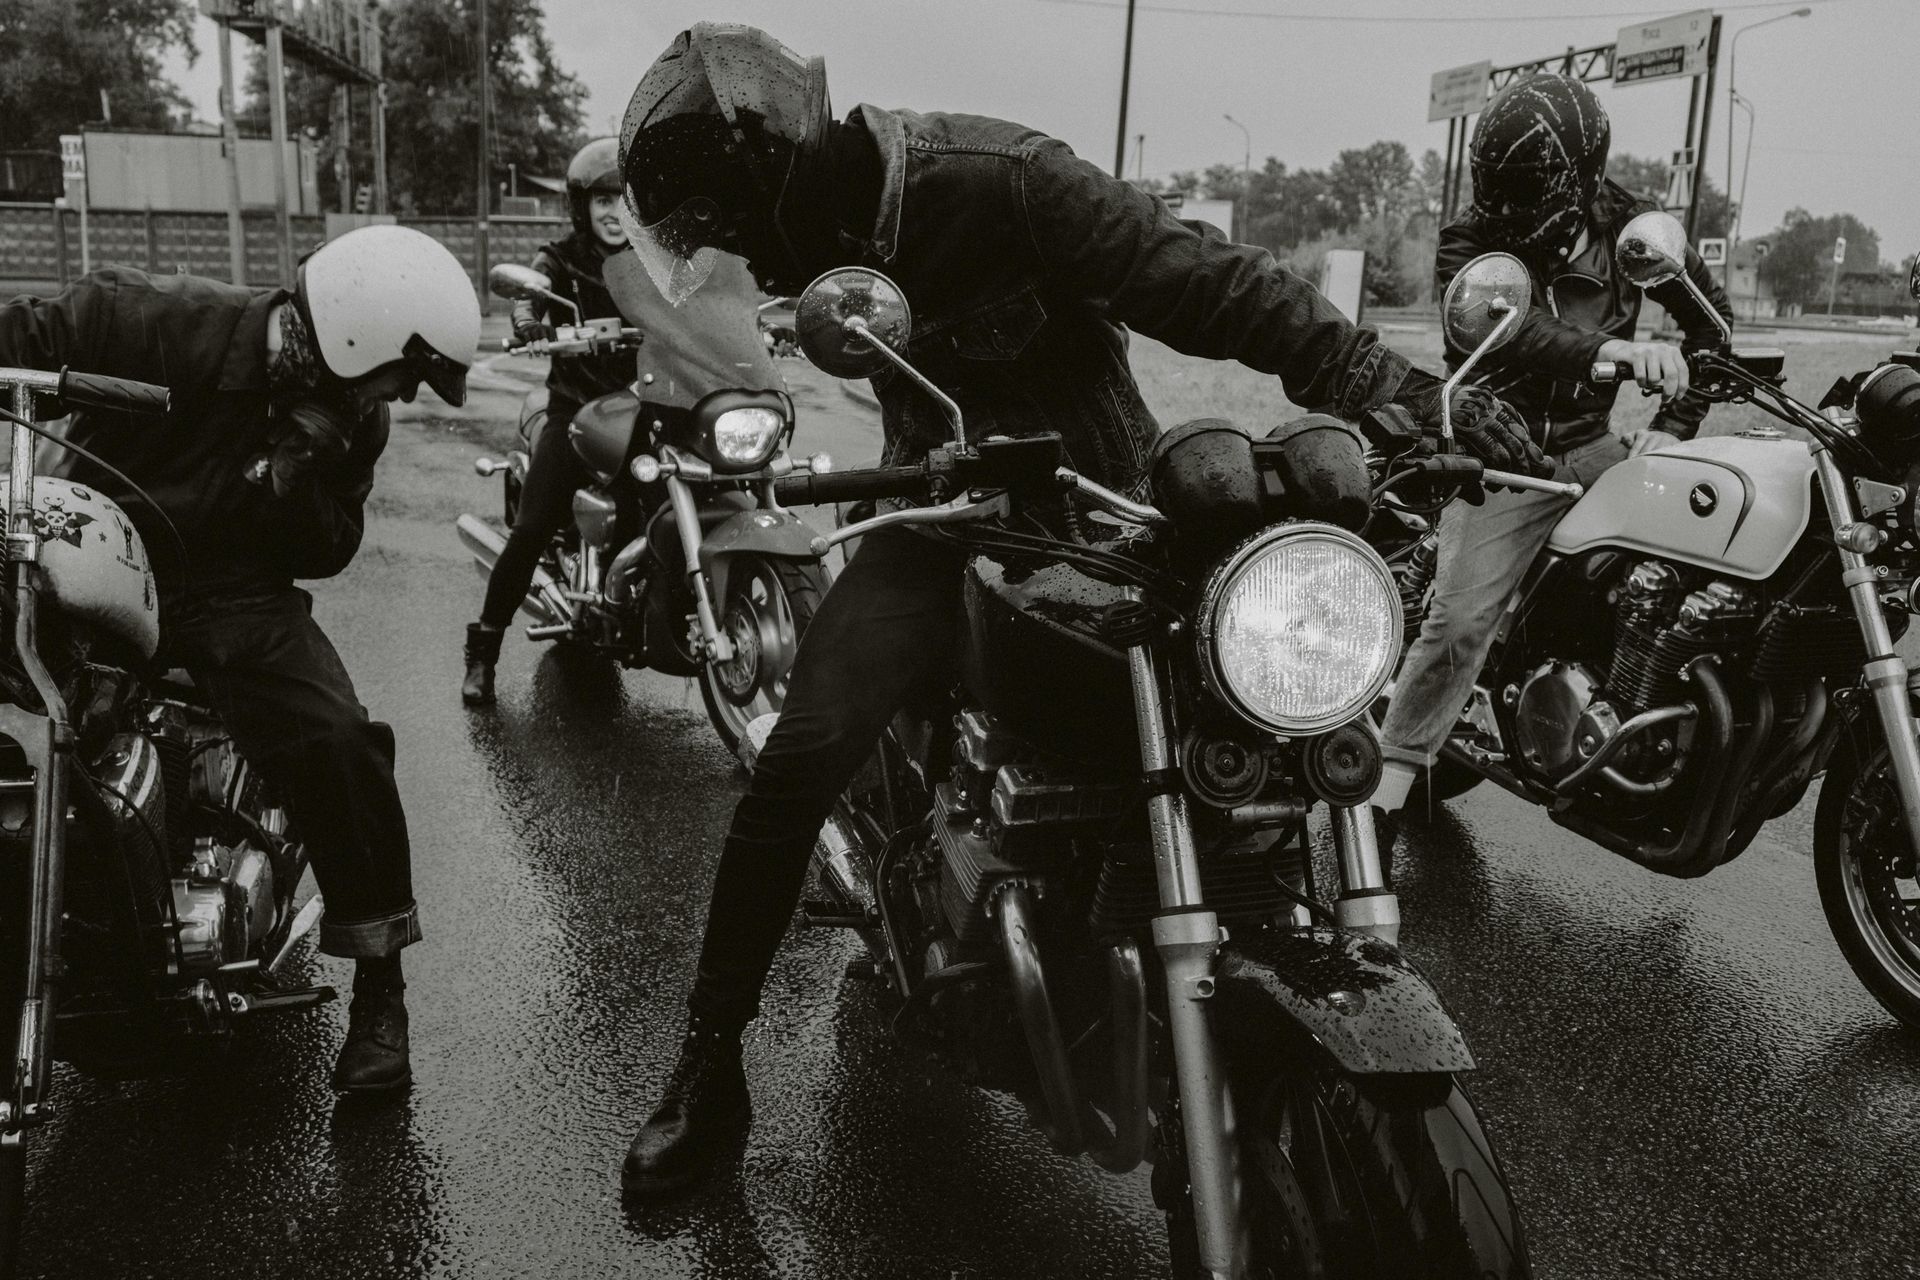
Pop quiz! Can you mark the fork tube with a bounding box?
[1123,594,1239,1279]
[9,382,68,1126]
[1813,446,1920,857]
[1331,806,1400,946]
[665,476,731,661]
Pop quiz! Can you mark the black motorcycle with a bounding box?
[768,268,1533,1278]
[460,263,831,753]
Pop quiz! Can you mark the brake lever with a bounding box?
[816,491,1013,553]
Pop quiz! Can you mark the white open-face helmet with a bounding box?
[296,225,480,406]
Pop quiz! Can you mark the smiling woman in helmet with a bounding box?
[0,223,480,1095]
[461,137,637,704]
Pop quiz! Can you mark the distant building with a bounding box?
[1725,240,1778,321]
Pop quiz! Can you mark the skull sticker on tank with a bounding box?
[33,496,94,548]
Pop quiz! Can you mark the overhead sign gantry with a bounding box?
[198,0,386,285]
[1430,8,1723,242]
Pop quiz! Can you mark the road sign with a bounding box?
[58,134,84,181]
[1429,61,1492,122]
[1834,236,1848,265]
[1615,9,1714,86]
[1698,238,1726,268]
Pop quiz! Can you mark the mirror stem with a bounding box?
[1439,305,1523,448]
[844,315,968,452]
[541,289,583,327]
[1673,273,1732,346]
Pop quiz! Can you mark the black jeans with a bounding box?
[689,529,968,1031]
[164,587,419,959]
[480,398,589,630]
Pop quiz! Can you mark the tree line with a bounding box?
[0,0,1899,309]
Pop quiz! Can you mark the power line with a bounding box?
[1036,0,1847,24]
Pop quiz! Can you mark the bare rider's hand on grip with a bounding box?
[1596,338,1689,401]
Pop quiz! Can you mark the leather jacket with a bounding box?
[834,104,1420,496]
[1436,179,1733,452]
[512,232,635,411]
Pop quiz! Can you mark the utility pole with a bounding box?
[1684,15,1721,242]
[475,0,491,302]
[265,21,295,283]
[1223,113,1250,242]
[1112,0,1136,178]
[216,22,246,284]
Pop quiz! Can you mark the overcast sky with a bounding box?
[164,0,1918,259]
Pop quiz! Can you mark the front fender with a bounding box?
[1214,927,1475,1074]
[700,508,825,605]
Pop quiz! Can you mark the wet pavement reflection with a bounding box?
[11,360,1919,1278]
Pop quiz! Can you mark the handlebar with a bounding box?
[1484,468,1584,499]
[58,368,170,415]
[773,464,927,507]
[1590,360,1636,385]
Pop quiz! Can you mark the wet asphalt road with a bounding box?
[14,344,1920,1280]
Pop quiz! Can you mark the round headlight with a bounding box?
[1196,523,1402,736]
[708,406,786,469]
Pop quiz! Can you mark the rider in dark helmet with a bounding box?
[1370,72,1732,837]
[613,22,1549,1199]
[463,137,637,703]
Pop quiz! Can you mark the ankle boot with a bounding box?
[463,623,503,705]
[621,1019,751,1198]
[332,957,411,1094]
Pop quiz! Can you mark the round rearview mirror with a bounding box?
[795,268,912,378]
[488,263,553,302]
[1441,253,1532,355]
[1615,210,1689,289]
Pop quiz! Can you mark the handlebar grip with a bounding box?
[58,368,170,415]
[1589,361,1635,385]
[1484,469,1585,499]
[774,465,926,506]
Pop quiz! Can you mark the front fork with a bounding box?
[1125,596,1401,1278]
[664,475,735,664]
[1815,446,1920,855]
[4,381,68,1135]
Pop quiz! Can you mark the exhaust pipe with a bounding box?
[994,882,1084,1155]
[455,514,570,626]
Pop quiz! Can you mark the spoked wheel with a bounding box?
[1170,1062,1528,1279]
[1814,736,1920,1030]
[700,557,825,756]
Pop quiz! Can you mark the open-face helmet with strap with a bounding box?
[566,137,623,239]
[295,224,480,406]
[1469,72,1611,265]
[617,22,829,303]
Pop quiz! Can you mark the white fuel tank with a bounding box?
[1,476,159,659]
[1547,435,1815,581]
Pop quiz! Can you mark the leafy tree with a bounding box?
[0,0,196,150]
[1757,208,1881,307]
[1327,140,1415,225]
[244,0,587,215]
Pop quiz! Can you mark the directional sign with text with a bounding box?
[1428,61,1492,123]
[1615,9,1714,86]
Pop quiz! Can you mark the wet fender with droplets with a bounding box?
[1214,927,1476,1074]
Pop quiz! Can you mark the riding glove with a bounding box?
[1392,377,1551,478]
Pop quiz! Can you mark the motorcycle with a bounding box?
[1371,209,1920,1031]
[0,366,334,1272]
[769,267,1539,1278]
[458,263,831,754]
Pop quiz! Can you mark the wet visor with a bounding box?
[624,194,723,307]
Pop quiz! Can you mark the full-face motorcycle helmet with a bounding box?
[1469,72,1611,265]
[566,137,624,240]
[618,23,830,303]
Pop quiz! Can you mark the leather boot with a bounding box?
[463,623,502,705]
[332,957,411,1094]
[620,1019,751,1198]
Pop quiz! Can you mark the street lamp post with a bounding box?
[1223,113,1250,243]
[1727,7,1811,314]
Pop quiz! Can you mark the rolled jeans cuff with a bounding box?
[320,902,422,959]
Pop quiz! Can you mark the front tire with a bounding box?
[1171,1061,1528,1279]
[1813,733,1920,1031]
[701,558,825,756]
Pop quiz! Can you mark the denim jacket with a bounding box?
[840,105,1417,494]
